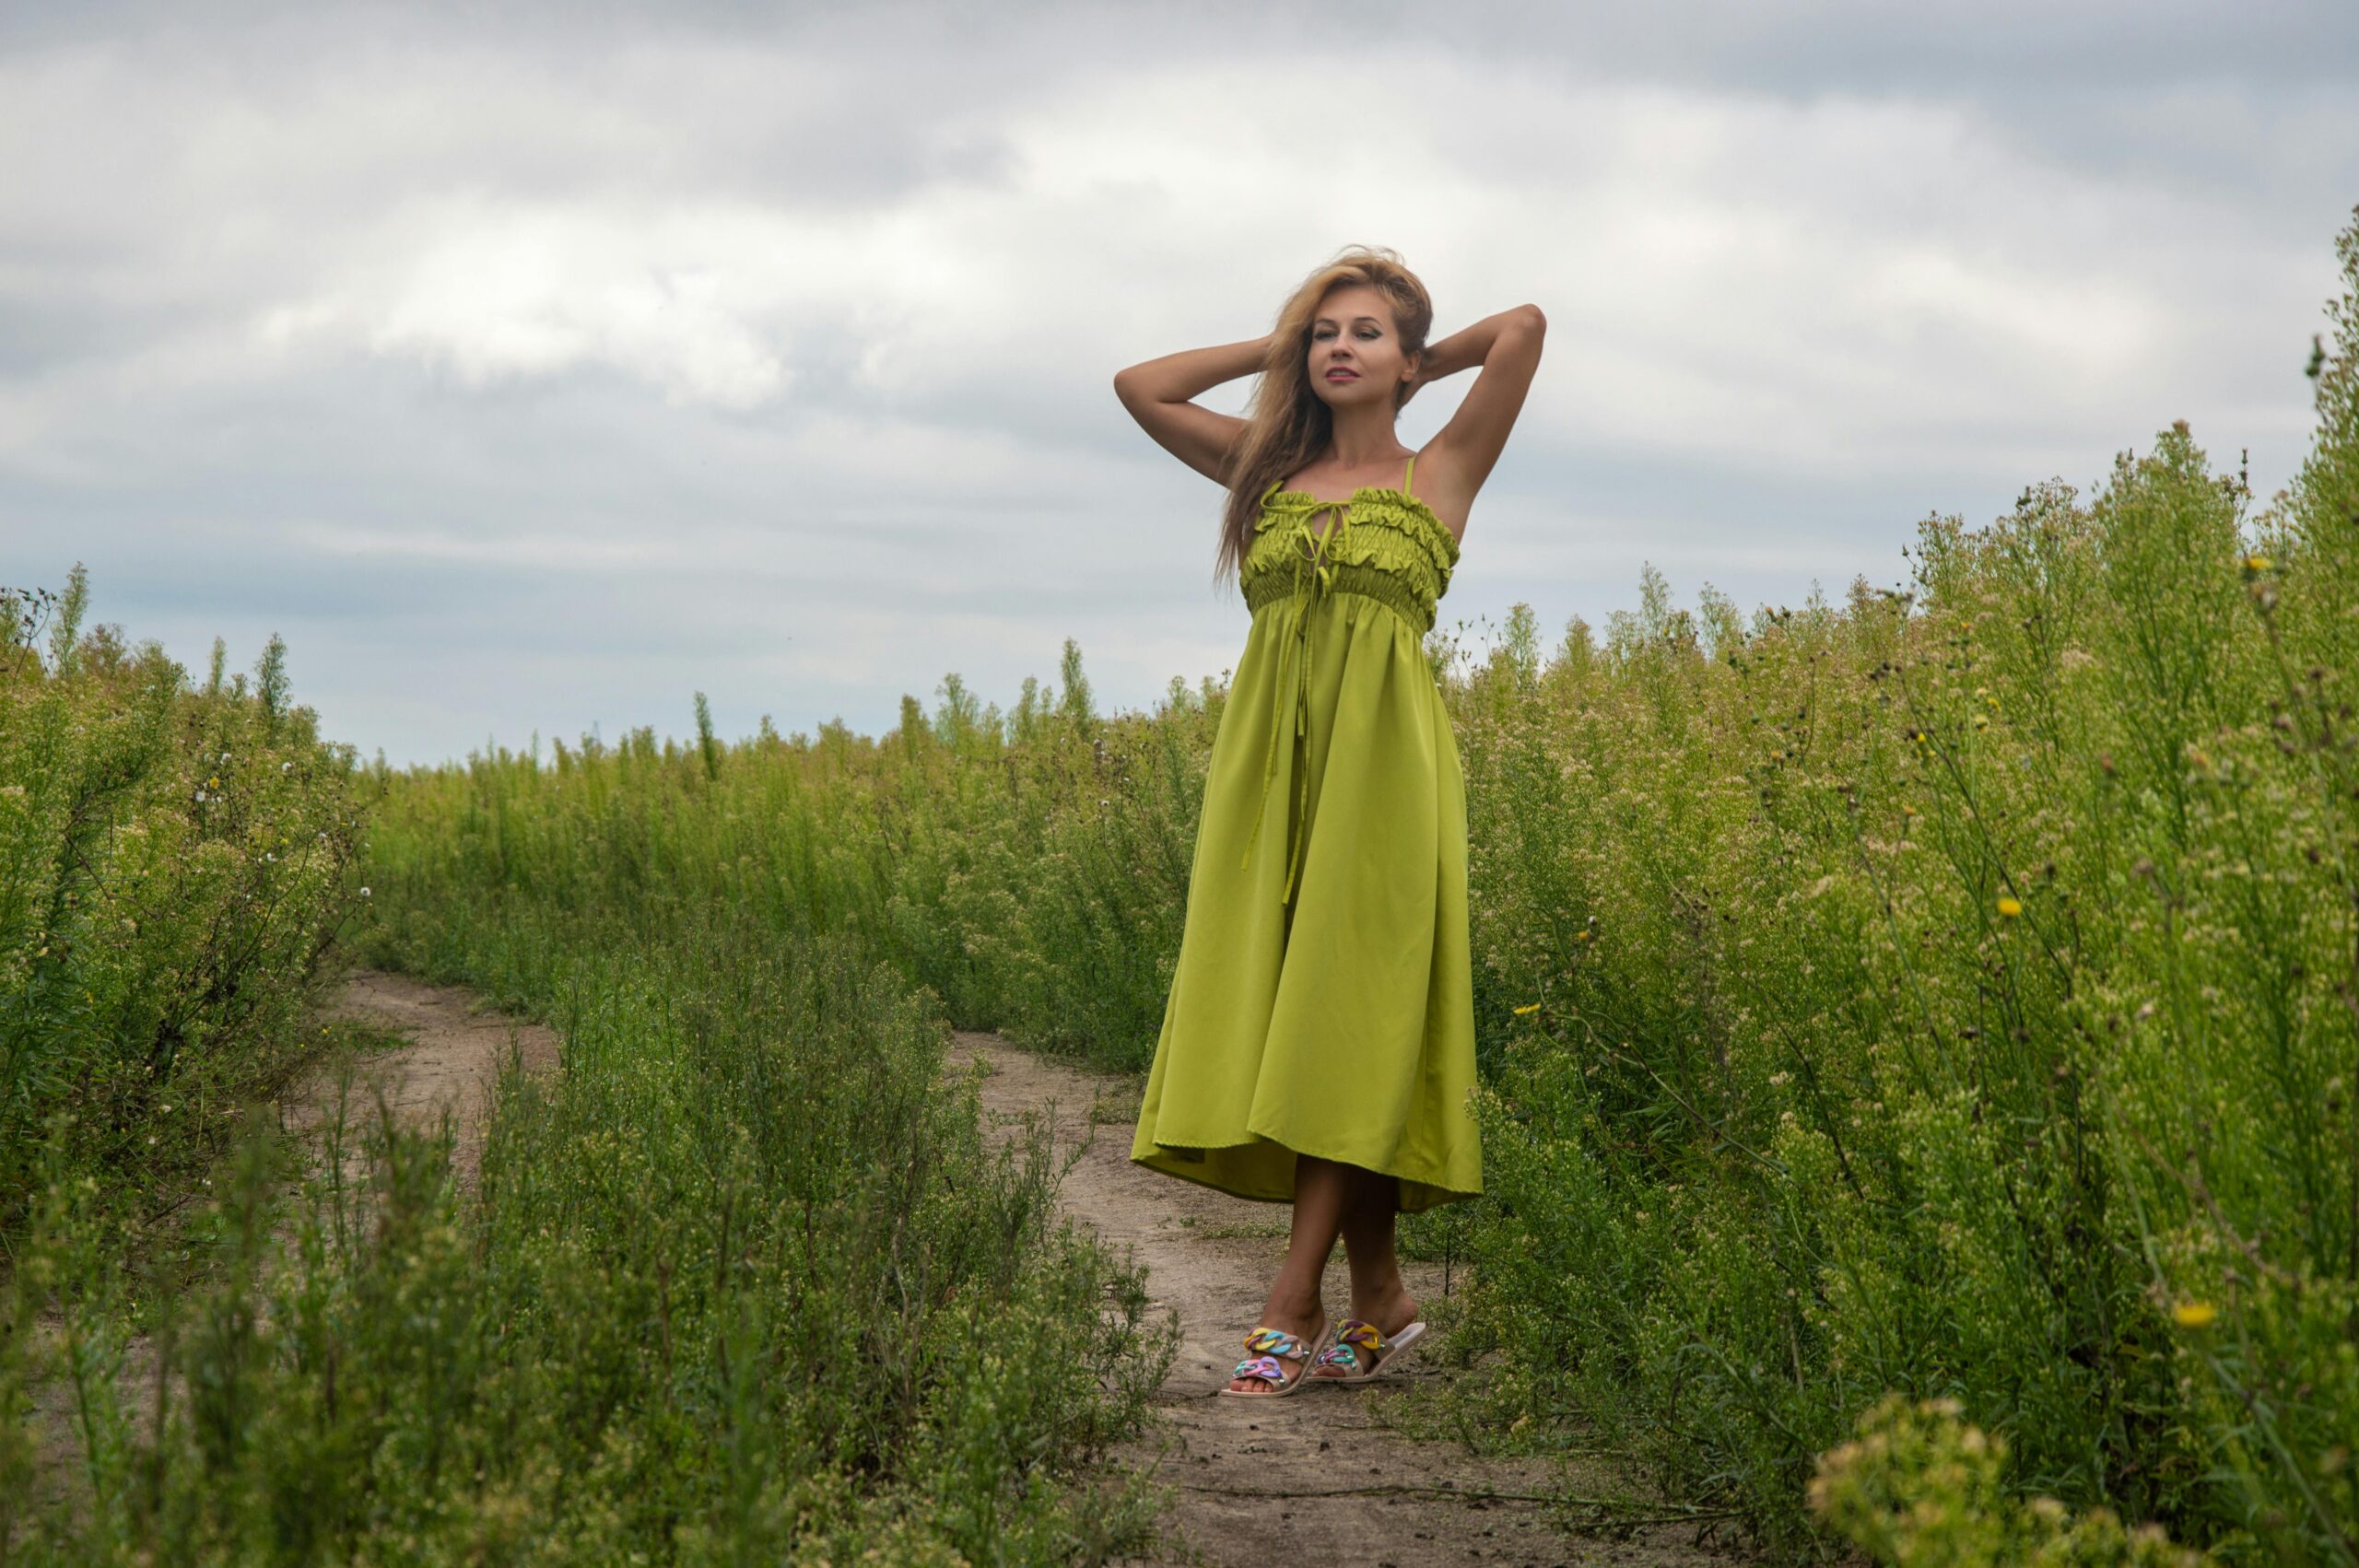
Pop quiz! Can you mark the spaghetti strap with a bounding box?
[1402,451,1415,496]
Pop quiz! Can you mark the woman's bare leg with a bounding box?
[1309,1164,1420,1378]
[1226,1153,1353,1394]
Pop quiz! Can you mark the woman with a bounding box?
[1112,246,1546,1397]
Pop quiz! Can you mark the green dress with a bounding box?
[1129,452,1483,1214]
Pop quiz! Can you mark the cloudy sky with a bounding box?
[6,1,2355,768]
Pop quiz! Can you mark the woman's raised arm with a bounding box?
[1113,333,1272,485]
[1415,305,1546,505]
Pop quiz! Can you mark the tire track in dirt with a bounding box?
[944,1031,1745,1568]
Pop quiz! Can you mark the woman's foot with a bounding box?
[1226,1298,1325,1395]
[1309,1282,1419,1379]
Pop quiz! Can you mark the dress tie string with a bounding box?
[1239,500,1353,905]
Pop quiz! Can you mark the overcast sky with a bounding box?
[6,1,2356,768]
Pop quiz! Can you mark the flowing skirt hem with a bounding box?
[1130,1123,1481,1215]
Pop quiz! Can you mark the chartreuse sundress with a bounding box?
[1129,451,1483,1214]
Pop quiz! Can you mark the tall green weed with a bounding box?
[0,566,366,1249]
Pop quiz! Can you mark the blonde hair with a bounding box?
[1215,245,1434,584]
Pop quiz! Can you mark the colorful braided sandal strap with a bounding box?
[1231,1353,1290,1384]
[1231,1324,1320,1387]
[1315,1318,1383,1372]
[1241,1325,1315,1358]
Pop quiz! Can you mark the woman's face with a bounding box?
[1307,283,1415,409]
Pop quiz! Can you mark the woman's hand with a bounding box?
[1412,326,1482,390]
[1405,308,1542,410]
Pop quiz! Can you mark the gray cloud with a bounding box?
[5,1,2355,766]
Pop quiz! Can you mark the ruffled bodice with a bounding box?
[1232,471,1462,907]
[1239,485,1461,635]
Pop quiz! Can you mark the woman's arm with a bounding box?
[1418,305,1546,509]
[1112,333,1272,485]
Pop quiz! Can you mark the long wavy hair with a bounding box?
[1214,245,1435,585]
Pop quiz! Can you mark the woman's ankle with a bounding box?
[1347,1280,1417,1333]
[1262,1287,1324,1333]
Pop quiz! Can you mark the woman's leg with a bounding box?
[1226,1153,1353,1394]
[1309,1164,1420,1379]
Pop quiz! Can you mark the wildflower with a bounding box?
[2243,554,2271,574]
[206,775,219,788]
[358,886,371,898]
[1512,1002,1542,1016]
[281,761,293,773]
[2173,1301,2217,1328]
[1997,896,2023,918]
[1573,930,1593,943]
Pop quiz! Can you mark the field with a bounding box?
[3,207,2355,1564]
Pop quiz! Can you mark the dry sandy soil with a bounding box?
[943,1031,1752,1568]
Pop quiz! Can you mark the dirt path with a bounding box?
[317,966,564,1190]
[943,1032,1744,1568]
[29,969,1742,1562]
[23,966,563,1518]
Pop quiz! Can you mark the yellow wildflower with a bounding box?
[2173,1301,2216,1328]
[1513,1002,1542,1016]
[2243,554,2271,573]
[1997,896,2023,918]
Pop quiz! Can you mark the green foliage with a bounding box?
[1810,1397,2205,1565]
[6,912,1172,1562]
[1447,206,2359,1562]
[0,567,368,1250]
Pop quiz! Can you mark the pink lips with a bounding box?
[1326,369,1359,380]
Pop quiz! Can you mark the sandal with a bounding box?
[1215,1317,1332,1398]
[1309,1316,1426,1383]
